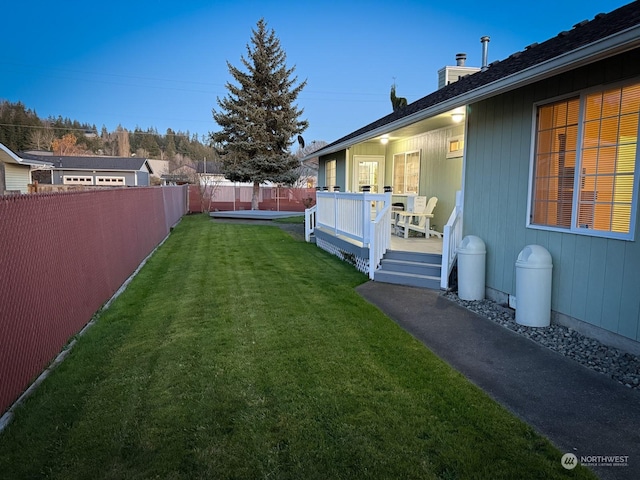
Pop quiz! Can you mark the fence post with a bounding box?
[362,193,370,245]
[369,214,376,280]
[333,192,338,237]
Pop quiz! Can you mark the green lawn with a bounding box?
[0,215,594,479]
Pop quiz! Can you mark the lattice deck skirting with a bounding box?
[316,237,369,274]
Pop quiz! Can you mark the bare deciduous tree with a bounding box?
[28,124,55,151]
[115,126,130,157]
[292,140,326,188]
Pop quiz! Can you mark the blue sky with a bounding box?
[0,0,631,147]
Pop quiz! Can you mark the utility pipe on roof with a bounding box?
[481,36,490,71]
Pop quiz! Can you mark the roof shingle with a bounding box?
[20,152,151,172]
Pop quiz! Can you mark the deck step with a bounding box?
[374,250,442,290]
[380,258,441,277]
[383,250,442,264]
[374,270,441,289]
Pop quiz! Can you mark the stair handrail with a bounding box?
[368,192,392,279]
[441,190,463,289]
[304,205,317,242]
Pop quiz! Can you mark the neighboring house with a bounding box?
[304,1,640,353]
[20,152,154,187]
[0,143,53,194]
[194,159,225,186]
[147,159,169,182]
[161,163,196,185]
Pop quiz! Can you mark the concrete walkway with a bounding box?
[356,282,640,480]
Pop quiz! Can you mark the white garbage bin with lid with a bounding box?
[515,245,553,327]
[457,235,486,301]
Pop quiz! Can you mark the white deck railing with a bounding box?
[313,191,392,278]
[304,205,316,242]
[369,203,392,279]
[316,192,390,243]
[441,190,463,289]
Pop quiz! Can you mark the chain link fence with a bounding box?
[0,186,187,415]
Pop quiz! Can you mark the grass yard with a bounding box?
[272,214,304,224]
[0,215,594,479]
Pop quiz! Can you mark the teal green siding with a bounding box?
[351,144,386,156]
[463,50,640,342]
[318,150,346,190]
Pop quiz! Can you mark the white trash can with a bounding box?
[457,235,486,301]
[515,245,553,327]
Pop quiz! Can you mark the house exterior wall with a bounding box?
[350,143,386,157]
[52,169,137,186]
[387,125,464,232]
[318,150,346,190]
[463,49,640,343]
[3,163,31,193]
[136,171,150,186]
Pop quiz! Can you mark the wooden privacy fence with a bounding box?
[0,186,188,416]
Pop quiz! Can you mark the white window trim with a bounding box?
[446,135,464,159]
[392,150,421,195]
[63,176,93,185]
[325,159,336,189]
[352,154,385,193]
[96,176,126,185]
[526,79,640,241]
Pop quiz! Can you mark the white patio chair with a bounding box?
[397,196,438,238]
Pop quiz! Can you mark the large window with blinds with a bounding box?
[530,81,640,239]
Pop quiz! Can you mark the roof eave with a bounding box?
[0,143,54,167]
[308,24,640,159]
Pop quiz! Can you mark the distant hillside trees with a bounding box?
[0,100,216,166]
[0,101,42,152]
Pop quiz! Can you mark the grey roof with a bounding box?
[312,0,640,157]
[0,143,53,167]
[20,152,153,174]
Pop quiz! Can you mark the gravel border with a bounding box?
[442,291,640,390]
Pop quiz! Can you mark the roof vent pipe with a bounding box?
[480,36,490,71]
[455,53,467,66]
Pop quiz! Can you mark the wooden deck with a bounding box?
[390,234,443,254]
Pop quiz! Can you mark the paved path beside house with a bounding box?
[357,282,640,480]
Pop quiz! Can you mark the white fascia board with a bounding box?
[312,24,640,158]
[54,167,132,172]
[0,143,25,165]
[0,143,53,168]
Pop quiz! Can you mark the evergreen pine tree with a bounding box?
[211,18,308,210]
